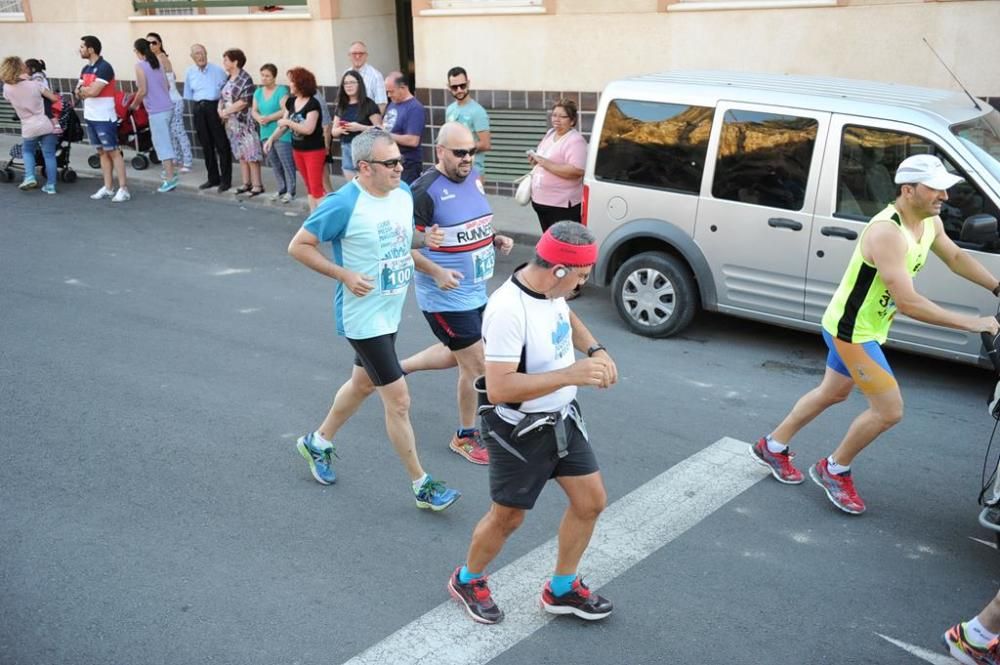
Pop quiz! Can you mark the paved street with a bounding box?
[2,180,999,665]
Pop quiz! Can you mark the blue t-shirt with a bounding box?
[383,97,425,169]
[303,180,415,339]
[411,167,494,312]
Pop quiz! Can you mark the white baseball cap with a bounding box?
[894,154,964,190]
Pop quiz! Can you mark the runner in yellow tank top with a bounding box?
[750,155,1000,515]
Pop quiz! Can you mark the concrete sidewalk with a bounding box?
[0,133,542,241]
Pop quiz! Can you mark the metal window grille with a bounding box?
[0,0,24,14]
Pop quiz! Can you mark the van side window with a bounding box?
[711,110,818,211]
[593,99,713,194]
[837,126,1000,250]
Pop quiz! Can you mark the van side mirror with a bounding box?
[960,214,998,245]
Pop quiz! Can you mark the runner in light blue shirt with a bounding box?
[287,127,462,511]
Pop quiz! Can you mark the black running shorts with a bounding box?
[348,332,404,386]
[422,305,486,351]
[482,404,599,510]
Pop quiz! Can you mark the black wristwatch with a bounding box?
[993,282,1000,297]
[586,344,606,357]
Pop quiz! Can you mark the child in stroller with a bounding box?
[3,92,82,186]
[87,90,159,171]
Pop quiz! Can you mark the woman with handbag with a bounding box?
[527,98,588,233]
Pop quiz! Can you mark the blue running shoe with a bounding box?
[296,432,336,485]
[415,476,460,511]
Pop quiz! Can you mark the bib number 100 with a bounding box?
[380,257,413,296]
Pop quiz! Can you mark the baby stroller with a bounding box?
[86,90,159,171]
[2,93,81,184]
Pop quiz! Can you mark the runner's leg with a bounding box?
[316,364,375,441]
[553,472,606,575]
[770,367,854,444]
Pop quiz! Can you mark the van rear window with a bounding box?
[594,99,713,194]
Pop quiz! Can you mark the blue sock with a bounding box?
[457,427,478,439]
[550,573,577,597]
[459,565,483,585]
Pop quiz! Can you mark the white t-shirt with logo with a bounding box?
[483,270,576,424]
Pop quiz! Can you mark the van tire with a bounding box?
[612,252,697,338]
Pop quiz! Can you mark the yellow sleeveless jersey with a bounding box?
[821,204,936,344]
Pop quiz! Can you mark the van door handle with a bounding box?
[768,217,803,231]
[821,226,858,241]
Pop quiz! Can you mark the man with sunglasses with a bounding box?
[444,67,490,178]
[401,123,514,465]
[287,127,462,512]
[447,221,618,625]
[383,71,426,184]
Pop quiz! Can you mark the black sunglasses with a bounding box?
[148,40,159,45]
[362,158,403,169]
[449,83,468,91]
[445,147,477,159]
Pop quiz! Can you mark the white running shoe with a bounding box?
[112,188,131,203]
[90,185,114,200]
[179,165,192,174]
[281,193,294,204]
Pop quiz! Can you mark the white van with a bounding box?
[584,71,1000,366]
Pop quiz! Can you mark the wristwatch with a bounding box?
[586,344,606,357]
[993,282,1000,297]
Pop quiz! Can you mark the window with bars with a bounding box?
[0,0,24,14]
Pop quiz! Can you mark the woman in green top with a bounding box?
[750,155,1000,516]
[252,63,295,203]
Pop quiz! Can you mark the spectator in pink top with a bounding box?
[527,98,588,233]
[1,55,62,194]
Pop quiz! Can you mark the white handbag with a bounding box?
[514,172,532,206]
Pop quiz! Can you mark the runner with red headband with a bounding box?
[447,220,619,625]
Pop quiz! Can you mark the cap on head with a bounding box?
[894,154,963,191]
[535,224,598,267]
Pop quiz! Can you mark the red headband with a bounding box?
[536,230,597,267]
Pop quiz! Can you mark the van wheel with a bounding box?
[612,252,697,338]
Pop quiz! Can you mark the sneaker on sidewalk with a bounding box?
[296,432,336,485]
[943,623,1000,665]
[447,567,503,624]
[281,193,294,204]
[90,185,114,200]
[415,476,460,511]
[450,431,489,465]
[112,188,131,203]
[41,184,56,195]
[749,437,803,484]
[541,578,613,621]
[158,177,178,193]
[809,458,866,515]
[179,165,192,174]
[18,177,38,191]
[269,191,283,202]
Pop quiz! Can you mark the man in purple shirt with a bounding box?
[383,72,425,184]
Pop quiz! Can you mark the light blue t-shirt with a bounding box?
[303,180,415,339]
[445,99,490,172]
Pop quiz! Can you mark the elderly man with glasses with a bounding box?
[287,127,463,512]
[345,40,387,114]
[400,122,514,466]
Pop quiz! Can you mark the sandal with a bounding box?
[234,183,253,194]
[247,187,265,197]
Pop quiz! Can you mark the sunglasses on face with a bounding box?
[363,158,403,169]
[449,83,468,91]
[445,147,477,159]
[148,40,159,45]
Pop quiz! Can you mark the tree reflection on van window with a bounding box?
[837,125,1000,252]
[711,110,818,211]
[594,99,713,194]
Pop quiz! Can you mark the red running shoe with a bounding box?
[447,567,503,624]
[809,458,866,515]
[749,437,804,484]
[450,431,489,465]
[540,578,613,620]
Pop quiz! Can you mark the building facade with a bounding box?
[2,0,998,194]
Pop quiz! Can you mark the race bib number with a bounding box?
[472,246,495,283]
[379,256,413,295]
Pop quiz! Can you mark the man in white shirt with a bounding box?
[345,41,387,114]
[446,221,619,625]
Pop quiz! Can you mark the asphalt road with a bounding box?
[2,181,998,665]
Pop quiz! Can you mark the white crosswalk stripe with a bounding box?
[340,437,767,665]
